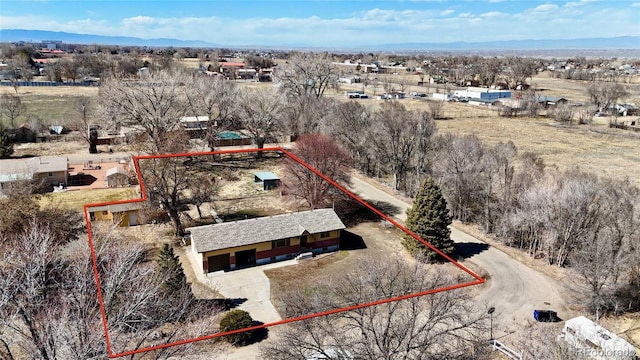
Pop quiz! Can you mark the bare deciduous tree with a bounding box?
[552,103,574,123]
[237,87,285,157]
[587,82,629,124]
[188,175,220,219]
[283,133,352,209]
[326,101,374,174]
[185,75,239,151]
[0,94,26,128]
[68,96,96,152]
[275,52,338,98]
[433,134,485,223]
[99,70,190,153]
[370,101,435,192]
[262,255,489,359]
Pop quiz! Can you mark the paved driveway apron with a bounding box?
[206,260,297,324]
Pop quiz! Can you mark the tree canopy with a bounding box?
[403,177,454,262]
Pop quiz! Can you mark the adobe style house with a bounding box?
[0,156,68,193]
[187,208,345,273]
[87,202,145,227]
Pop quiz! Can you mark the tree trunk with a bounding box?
[256,138,266,159]
[167,206,184,237]
[196,204,203,219]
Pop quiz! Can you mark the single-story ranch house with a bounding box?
[0,156,67,193]
[187,208,345,274]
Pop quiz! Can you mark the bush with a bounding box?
[220,309,254,346]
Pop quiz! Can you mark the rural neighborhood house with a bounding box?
[187,208,345,273]
[0,156,67,192]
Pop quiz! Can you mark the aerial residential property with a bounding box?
[0,156,68,192]
[187,208,345,273]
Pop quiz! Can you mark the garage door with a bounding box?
[207,254,230,273]
[235,249,256,268]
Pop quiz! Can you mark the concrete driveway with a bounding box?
[204,260,297,324]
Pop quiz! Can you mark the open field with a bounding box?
[1,85,99,128]
[437,115,640,185]
[5,71,640,187]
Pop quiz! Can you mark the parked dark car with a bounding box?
[533,309,560,322]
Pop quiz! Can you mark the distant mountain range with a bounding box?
[1,29,639,51]
[0,29,220,48]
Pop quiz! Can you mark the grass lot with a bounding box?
[40,187,139,211]
[1,86,100,128]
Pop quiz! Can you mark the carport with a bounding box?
[254,171,280,190]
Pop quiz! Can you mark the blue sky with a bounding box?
[1,0,639,46]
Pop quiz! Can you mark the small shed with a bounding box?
[106,166,129,188]
[563,316,636,360]
[254,171,280,190]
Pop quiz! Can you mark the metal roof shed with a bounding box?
[254,171,280,190]
[563,316,636,360]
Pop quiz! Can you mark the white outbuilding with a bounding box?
[562,316,636,360]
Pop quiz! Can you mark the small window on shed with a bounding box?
[320,231,331,238]
[585,339,600,350]
[48,172,53,177]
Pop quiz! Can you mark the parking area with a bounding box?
[180,243,296,324]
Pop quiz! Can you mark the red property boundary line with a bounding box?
[82,147,485,358]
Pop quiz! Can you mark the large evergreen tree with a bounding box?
[157,244,192,299]
[402,177,455,262]
[0,124,13,158]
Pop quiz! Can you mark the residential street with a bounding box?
[346,175,573,336]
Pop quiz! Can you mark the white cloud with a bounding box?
[530,4,559,13]
[632,2,640,6]
[1,1,638,47]
[479,11,506,18]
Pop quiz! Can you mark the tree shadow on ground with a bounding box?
[247,320,269,345]
[334,198,401,227]
[340,230,367,250]
[68,174,97,186]
[211,298,247,311]
[454,242,490,260]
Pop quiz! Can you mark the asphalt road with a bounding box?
[346,176,571,334]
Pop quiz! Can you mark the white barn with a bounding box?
[563,316,636,360]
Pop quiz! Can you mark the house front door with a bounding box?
[300,235,308,249]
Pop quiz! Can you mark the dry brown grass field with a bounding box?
[3,70,639,187]
[336,71,640,187]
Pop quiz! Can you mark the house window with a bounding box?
[320,231,331,238]
[102,211,109,215]
[272,239,290,248]
[48,172,54,177]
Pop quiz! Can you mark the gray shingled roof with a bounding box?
[187,208,346,253]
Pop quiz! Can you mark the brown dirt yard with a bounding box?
[264,221,479,316]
